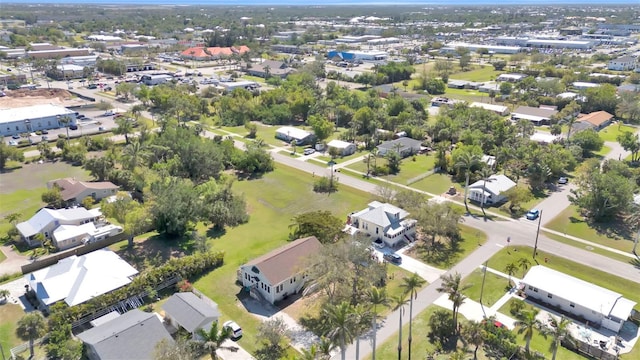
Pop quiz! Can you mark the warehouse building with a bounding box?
[0,104,77,137]
[327,50,388,61]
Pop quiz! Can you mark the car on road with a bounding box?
[41,136,48,141]
[69,125,78,130]
[223,320,243,340]
[303,148,316,155]
[41,130,49,134]
[87,84,98,89]
[383,253,402,264]
[104,110,115,116]
[77,114,86,119]
[98,126,105,131]
[526,209,540,220]
[11,134,21,139]
[558,177,568,184]
[8,140,18,146]
[373,239,385,249]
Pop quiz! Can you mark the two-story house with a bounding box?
[16,207,101,247]
[347,201,417,248]
[239,236,322,305]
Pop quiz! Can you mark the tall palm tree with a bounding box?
[324,301,355,360]
[436,272,471,333]
[391,294,409,360]
[196,322,231,360]
[504,262,518,287]
[517,257,531,277]
[351,303,369,360]
[114,117,134,145]
[476,166,495,220]
[58,115,72,143]
[455,152,480,214]
[122,140,148,170]
[461,321,484,360]
[366,287,390,360]
[545,316,575,360]
[16,311,47,359]
[400,273,426,360]
[515,309,541,354]
[316,336,335,360]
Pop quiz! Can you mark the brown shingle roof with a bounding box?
[577,111,614,127]
[49,178,118,201]
[246,236,322,285]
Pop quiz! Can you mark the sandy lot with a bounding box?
[0,88,83,108]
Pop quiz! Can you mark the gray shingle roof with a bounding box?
[77,309,173,360]
[162,292,219,333]
[377,137,422,151]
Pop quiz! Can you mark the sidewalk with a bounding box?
[433,294,517,329]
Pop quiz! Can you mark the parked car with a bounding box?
[526,209,540,220]
[223,320,243,340]
[98,126,105,131]
[104,110,115,116]
[373,239,385,249]
[383,253,402,264]
[11,134,21,139]
[41,136,48,141]
[8,140,18,146]
[303,148,316,155]
[41,130,49,134]
[77,114,86,119]
[87,84,98,89]
[558,177,568,185]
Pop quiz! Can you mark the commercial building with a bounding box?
[0,104,77,137]
[140,74,173,86]
[521,266,636,333]
[443,42,522,54]
[60,55,99,67]
[327,50,388,61]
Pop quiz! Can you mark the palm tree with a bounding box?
[391,294,409,360]
[400,273,426,360]
[517,257,531,277]
[351,303,369,360]
[122,140,148,170]
[114,116,134,144]
[324,301,355,360]
[57,115,72,143]
[515,309,541,354]
[504,262,518,287]
[544,316,575,360]
[316,336,335,360]
[455,152,480,214]
[436,272,471,333]
[476,166,495,220]
[196,322,231,360]
[461,321,484,360]
[16,311,47,359]
[366,287,390,360]
[4,212,21,225]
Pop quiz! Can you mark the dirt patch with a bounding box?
[0,88,82,108]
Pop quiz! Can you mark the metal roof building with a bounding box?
[0,104,77,137]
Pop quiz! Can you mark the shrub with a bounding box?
[57,134,67,139]
[313,176,338,193]
[509,300,525,316]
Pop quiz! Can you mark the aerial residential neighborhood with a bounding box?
[0,1,639,360]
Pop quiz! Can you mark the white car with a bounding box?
[223,320,243,340]
[303,148,316,155]
[373,239,385,249]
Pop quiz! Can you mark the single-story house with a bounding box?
[78,309,173,360]
[245,60,293,79]
[572,81,600,90]
[478,82,501,93]
[239,236,322,305]
[470,102,510,116]
[275,126,315,145]
[377,137,422,158]
[511,106,558,126]
[25,248,138,309]
[162,292,219,337]
[48,178,119,206]
[530,132,562,144]
[347,201,417,248]
[327,139,357,156]
[576,111,614,131]
[467,174,516,205]
[16,207,102,247]
[521,266,636,333]
[497,73,527,82]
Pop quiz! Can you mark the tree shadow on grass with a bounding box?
[568,215,634,242]
[116,233,190,271]
[414,241,462,268]
[205,226,227,240]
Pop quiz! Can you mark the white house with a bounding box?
[16,207,101,247]
[239,236,322,305]
[162,292,219,338]
[467,174,516,205]
[52,222,123,251]
[327,139,357,156]
[497,73,527,83]
[608,56,637,71]
[511,106,558,126]
[521,266,636,333]
[25,248,138,309]
[470,102,510,116]
[275,126,315,145]
[377,137,422,158]
[348,201,417,248]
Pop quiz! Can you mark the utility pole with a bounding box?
[479,261,488,318]
[533,209,543,259]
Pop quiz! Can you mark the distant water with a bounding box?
[8,0,639,6]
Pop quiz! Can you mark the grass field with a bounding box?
[410,225,487,268]
[461,268,511,308]
[545,206,634,253]
[0,304,25,350]
[346,154,436,184]
[598,124,637,142]
[190,164,371,354]
[593,144,612,157]
[449,66,501,82]
[410,173,460,195]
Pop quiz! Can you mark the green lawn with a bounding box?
[410,173,460,195]
[545,206,634,253]
[485,245,640,306]
[314,150,365,165]
[410,225,487,268]
[345,154,436,185]
[461,268,511,308]
[191,164,371,354]
[593,144,612,157]
[449,66,501,82]
[598,124,637,142]
[0,304,25,350]
[496,185,549,219]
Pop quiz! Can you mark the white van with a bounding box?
[104,110,115,116]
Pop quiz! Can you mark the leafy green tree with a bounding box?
[196,322,231,360]
[16,311,47,359]
[617,131,640,162]
[499,82,512,96]
[616,91,640,124]
[0,142,25,170]
[571,129,604,157]
[401,273,426,360]
[83,156,114,181]
[42,187,64,208]
[289,210,343,244]
[308,114,334,143]
[583,84,619,114]
[492,60,507,71]
[148,177,200,236]
[114,116,134,144]
[462,321,484,360]
[256,318,289,360]
[235,143,274,176]
[386,150,402,174]
[436,272,470,332]
[515,309,542,354]
[154,338,203,360]
[503,186,533,214]
[427,309,456,348]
